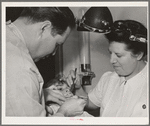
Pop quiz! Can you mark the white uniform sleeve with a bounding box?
[88,71,112,107]
[6,43,46,116]
[6,69,46,116]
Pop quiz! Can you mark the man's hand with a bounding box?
[57,96,87,117]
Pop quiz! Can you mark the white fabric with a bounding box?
[6,22,46,116]
[88,64,148,117]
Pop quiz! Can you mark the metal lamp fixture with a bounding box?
[77,7,113,85]
[77,7,113,33]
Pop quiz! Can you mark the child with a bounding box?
[44,78,93,117]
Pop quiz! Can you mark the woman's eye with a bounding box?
[108,50,112,54]
[117,55,122,58]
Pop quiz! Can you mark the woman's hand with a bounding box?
[66,69,83,89]
[57,96,87,117]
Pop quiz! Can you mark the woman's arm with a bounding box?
[75,86,99,110]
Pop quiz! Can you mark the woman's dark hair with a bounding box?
[19,7,75,35]
[105,20,147,57]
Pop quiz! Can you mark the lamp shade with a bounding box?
[77,7,113,33]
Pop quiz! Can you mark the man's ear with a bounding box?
[41,20,52,33]
[38,20,52,40]
[35,21,52,41]
[136,52,144,60]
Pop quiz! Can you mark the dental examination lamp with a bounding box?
[77,7,113,85]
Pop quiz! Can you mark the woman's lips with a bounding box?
[113,65,120,68]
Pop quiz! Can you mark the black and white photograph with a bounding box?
[1,0,149,125]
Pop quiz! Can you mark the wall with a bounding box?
[63,7,147,92]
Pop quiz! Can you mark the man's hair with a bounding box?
[19,7,75,35]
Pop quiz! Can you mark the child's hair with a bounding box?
[43,78,69,89]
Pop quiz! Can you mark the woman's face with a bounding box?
[108,41,138,78]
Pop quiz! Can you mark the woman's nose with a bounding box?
[110,54,117,64]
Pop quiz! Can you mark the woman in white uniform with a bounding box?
[68,19,148,117]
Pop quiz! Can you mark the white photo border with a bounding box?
[1,1,149,125]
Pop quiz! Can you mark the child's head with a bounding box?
[56,80,74,98]
[55,80,69,90]
[43,78,69,89]
[44,78,73,98]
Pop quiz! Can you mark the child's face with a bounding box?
[56,81,73,98]
[55,80,70,90]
